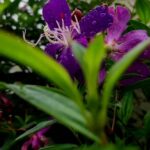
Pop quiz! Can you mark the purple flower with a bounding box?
[21,127,49,150]
[105,6,150,85]
[99,68,106,84]
[42,0,113,79]
[0,94,13,120]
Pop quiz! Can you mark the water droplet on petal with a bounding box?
[86,16,91,21]
[92,20,97,25]
[108,23,113,27]
[100,13,106,17]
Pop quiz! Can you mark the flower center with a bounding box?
[44,16,81,47]
[23,16,81,48]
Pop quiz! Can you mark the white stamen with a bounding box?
[43,18,81,48]
[62,19,65,30]
[73,15,81,34]
[23,18,81,48]
[23,30,44,47]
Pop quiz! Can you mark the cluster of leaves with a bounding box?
[1,0,150,150]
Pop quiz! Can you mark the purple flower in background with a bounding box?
[105,6,150,85]
[42,0,113,79]
[99,68,106,84]
[21,127,49,150]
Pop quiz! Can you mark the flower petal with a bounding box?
[99,68,106,84]
[58,48,80,78]
[141,48,150,59]
[21,140,32,150]
[37,127,50,137]
[120,62,150,86]
[75,34,88,47]
[110,51,124,61]
[106,6,131,45]
[45,43,63,58]
[79,5,113,38]
[32,135,41,150]
[118,30,149,53]
[128,62,150,77]
[110,30,149,61]
[120,76,145,86]
[42,0,71,29]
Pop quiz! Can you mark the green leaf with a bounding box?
[40,144,77,150]
[72,35,106,106]
[71,42,86,67]
[0,0,10,13]
[0,31,81,104]
[128,20,150,35]
[0,83,5,90]
[118,92,134,125]
[15,120,56,142]
[144,112,150,137]
[83,35,106,103]
[99,38,150,129]
[135,0,150,24]
[75,144,138,150]
[0,82,99,142]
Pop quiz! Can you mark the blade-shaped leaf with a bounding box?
[135,0,150,24]
[72,35,106,106]
[15,120,56,142]
[99,38,150,128]
[0,31,81,103]
[84,35,106,102]
[128,20,150,35]
[118,91,134,125]
[144,112,150,137]
[0,82,99,142]
[72,42,86,67]
[40,144,77,150]
[73,144,137,150]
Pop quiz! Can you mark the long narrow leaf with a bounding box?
[15,120,56,142]
[72,35,106,106]
[0,31,81,103]
[135,0,150,24]
[83,35,106,104]
[40,144,78,150]
[0,82,99,142]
